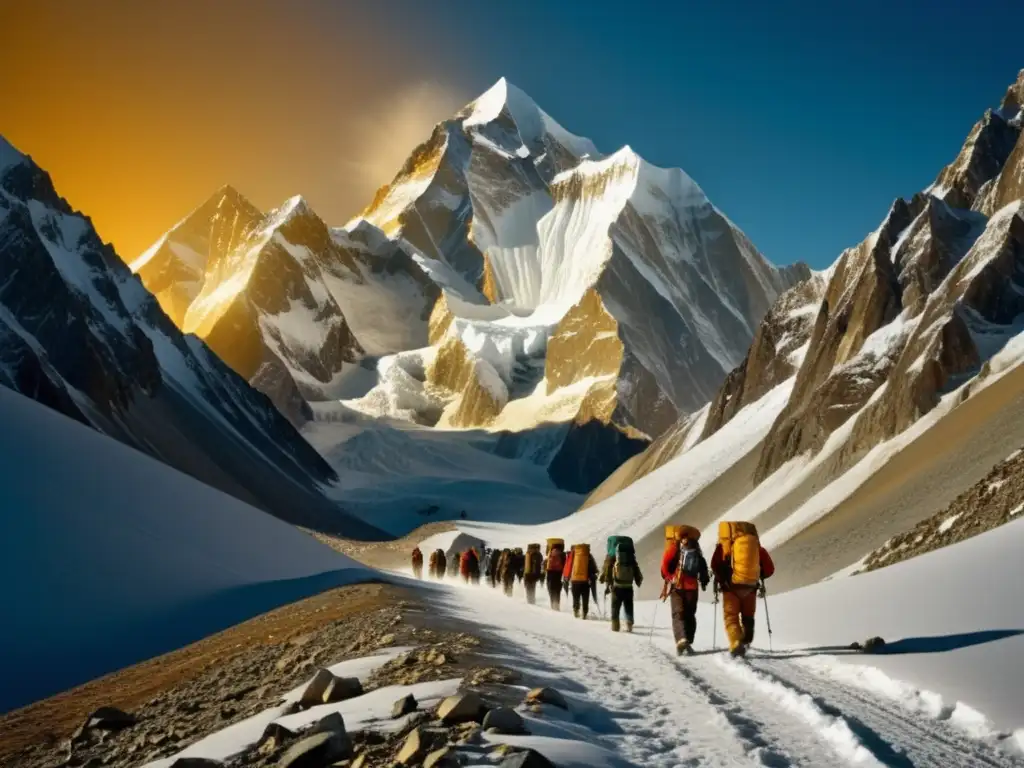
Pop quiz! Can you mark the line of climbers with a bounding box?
[409,520,774,658]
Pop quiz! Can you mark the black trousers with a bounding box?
[524,576,539,604]
[545,572,562,609]
[571,581,590,616]
[670,589,699,644]
[610,587,634,624]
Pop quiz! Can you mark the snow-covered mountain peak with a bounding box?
[461,77,599,162]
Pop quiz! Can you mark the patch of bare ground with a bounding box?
[0,581,516,768]
[860,444,1024,572]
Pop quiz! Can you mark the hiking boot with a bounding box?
[573,609,580,619]
[729,644,748,658]
[611,619,620,632]
[625,622,633,633]
[676,639,690,656]
[582,611,589,620]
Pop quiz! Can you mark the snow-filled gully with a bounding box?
[439,580,1024,767]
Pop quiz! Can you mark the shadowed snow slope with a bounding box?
[0,389,372,713]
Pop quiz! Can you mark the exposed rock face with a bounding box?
[133,191,442,425]
[580,70,1024,555]
[702,273,829,441]
[0,137,381,537]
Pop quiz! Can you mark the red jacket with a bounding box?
[710,543,775,587]
[660,541,708,591]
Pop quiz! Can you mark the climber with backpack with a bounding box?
[660,525,709,655]
[481,548,493,587]
[497,548,518,597]
[544,539,566,610]
[600,536,644,632]
[564,543,599,619]
[523,543,544,604]
[467,548,481,585]
[711,521,775,657]
[433,548,447,580]
[411,547,424,579]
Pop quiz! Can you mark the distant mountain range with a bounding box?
[0,137,381,538]
[130,78,805,495]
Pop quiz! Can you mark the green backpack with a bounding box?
[612,541,636,588]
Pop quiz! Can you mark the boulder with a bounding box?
[424,746,460,768]
[392,693,418,718]
[260,720,297,746]
[310,711,347,736]
[396,726,445,765]
[324,676,364,704]
[437,693,486,725]
[299,670,363,707]
[299,669,335,707]
[524,688,567,710]
[279,731,351,768]
[499,749,557,768]
[85,706,138,731]
[482,708,527,735]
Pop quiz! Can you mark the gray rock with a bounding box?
[482,708,527,735]
[499,749,557,768]
[437,693,486,725]
[299,669,363,707]
[280,731,351,768]
[85,706,138,731]
[311,711,347,736]
[524,687,567,710]
[260,721,297,745]
[392,693,418,718]
[324,676,363,704]
[299,669,336,707]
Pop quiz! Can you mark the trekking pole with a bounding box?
[648,596,660,645]
[712,583,719,651]
[761,579,773,653]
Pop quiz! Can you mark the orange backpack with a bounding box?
[570,544,591,582]
[719,521,760,586]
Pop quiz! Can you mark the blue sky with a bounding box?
[376,0,1022,269]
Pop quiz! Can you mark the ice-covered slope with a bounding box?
[0,135,381,537]
[0,387,371,712]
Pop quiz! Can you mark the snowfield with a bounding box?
[152,517,1024,767]
[0,388,372,712]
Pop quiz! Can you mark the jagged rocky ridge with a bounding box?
[136,79,806,494]
[0,137,382,538]
[582,71,1024,575]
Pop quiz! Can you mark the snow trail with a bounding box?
[433,577,1024,767]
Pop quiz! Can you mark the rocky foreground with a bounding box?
[0,581,581,768]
